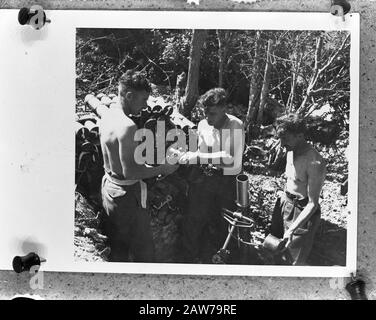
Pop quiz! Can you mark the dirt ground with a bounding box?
[74,169,348,266]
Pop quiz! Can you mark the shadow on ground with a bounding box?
[307,218,347,266]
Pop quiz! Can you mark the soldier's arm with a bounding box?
[119,124,177,180]
[196,120,244,165]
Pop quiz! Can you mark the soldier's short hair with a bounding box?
[200,88,227,109]
[119,69,151,96]
[275,113,307,136]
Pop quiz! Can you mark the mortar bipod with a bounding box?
[212,208,255,264]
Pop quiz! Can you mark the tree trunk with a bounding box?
[217,31,225,88]
[287,65,297,112]
[244,31,262,131]
[216,30,231,88]
[175,71,187,112]
[183,29,208,117]
[287,36,303,112]
[298,36,323,114]
[257,39,273,124]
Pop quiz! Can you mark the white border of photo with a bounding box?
[0,10,359,277]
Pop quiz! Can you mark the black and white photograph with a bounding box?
[73,12,359,276]
[0,2,374,300]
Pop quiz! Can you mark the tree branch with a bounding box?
[318,34,350,75]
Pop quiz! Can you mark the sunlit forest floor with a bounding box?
[74,148,348,266]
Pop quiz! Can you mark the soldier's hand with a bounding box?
[179,151,199,165]
[166,146,186,164]
[282,229,294,249]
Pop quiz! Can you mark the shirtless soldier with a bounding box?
[270,113,326,265]
[96,70,178,262]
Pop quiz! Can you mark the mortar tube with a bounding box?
[236,174,250,208]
